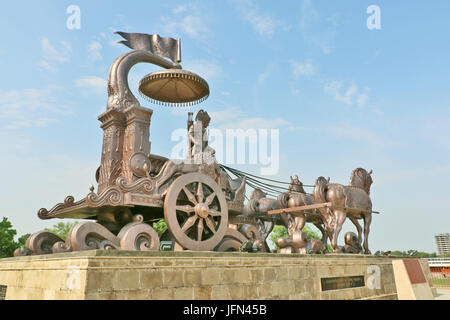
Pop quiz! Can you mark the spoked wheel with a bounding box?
[164,172,228,251]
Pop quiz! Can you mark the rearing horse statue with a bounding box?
[314,168,373,254]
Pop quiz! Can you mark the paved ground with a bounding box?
[435,288,450,300]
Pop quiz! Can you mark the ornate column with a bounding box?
[97,109,126,194]
[122,106,153,182]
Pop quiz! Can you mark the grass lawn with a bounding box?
[432,278,450,287]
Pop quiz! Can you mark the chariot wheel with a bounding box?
[164,172,228,251]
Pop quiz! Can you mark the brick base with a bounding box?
[0,250,423,300]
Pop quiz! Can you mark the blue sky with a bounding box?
[1,0,449,253]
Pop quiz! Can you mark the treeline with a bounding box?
[0,217,30,258]
[374,249,450,258]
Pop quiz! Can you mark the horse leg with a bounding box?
[349,217,363,253]
[294,214,306,231]
[363,213,372,254]
[314,222,327,246]
[279,213,290,229]
[332,210,346,253]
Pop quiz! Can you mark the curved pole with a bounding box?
[107,50,182,111]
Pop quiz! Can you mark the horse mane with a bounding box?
[349,168,373,194]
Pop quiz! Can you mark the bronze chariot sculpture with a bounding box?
[15,32,379,256]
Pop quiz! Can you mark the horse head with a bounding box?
[289,175,305,193]
[350,168,373,194]
[250,188,267,201]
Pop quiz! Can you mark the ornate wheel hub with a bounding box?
[195,203,209,218]
[164,172,228,251]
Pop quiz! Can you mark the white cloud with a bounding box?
[87,41,102,61]
[183,60,222,81]
[209,107,244,124]
[217,117,290,130]
[38,37,71,71]
[230,0,289,38]
[160,5,212,41]
[324,81,369,107]
[41,37,71,63]
[75,76,107,95]
[357,88,371,107]
[209,107,290,130]
[335,84,357,106]
[38,60,57,73]
[287,126,306,132]
[325,124,384,148]
[173,4,187,14]
[291,59,317,78]
[0,86,69,130]
[324,80,342,96]
[299,0,336,55]
[255,62,278,85]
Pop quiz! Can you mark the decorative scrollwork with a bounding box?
[86,186,124,206]
[215,238,242,252]
[52,241,72,253]
[132,214,144,223]
[13,246,32,256]
[239,224,265,252]
[118,222,160,251]
[64,196,74,205]
[215,227,248,252]
[37,195,84,219]
[14,231,65,256]
[239,224,262,241]
[116,176,154,194]
[67,221,121,251]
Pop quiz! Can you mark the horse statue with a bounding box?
[244,189,285,216]
[314,168,373,254]
[278,175,328,245]
[244,175,329,249]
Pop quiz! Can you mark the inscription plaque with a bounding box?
[0,285,7,300]
[159,240,174,251]
[321,276,365,291]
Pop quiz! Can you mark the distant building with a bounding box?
[428,258,450,280]
[435,233,450,255]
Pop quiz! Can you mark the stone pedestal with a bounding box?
[0,251,430,300]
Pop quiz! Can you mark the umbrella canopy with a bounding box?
[138,69,209,107]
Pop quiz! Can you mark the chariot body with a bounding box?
[17,32,378,256]
[33,108,272,254]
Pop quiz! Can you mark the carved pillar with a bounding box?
[98,109,126,194]
[122,106,153,182]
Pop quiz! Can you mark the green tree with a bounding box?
[17,233,30,247]
[269,225,289,249]
[0,217,18,258]
[152,219,167,237]
[385,250,438,258]
[45,221,77,240]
